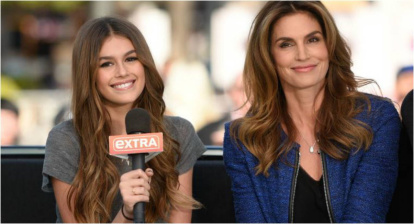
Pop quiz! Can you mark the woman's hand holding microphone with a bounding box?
[119,168,154,219]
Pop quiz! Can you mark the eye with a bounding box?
[308,37,320,43]
[126,57,138,62]
[100,62,113,68]
[279,42,293,48]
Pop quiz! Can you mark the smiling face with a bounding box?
[96,35,146,109]
[271,12,329,92]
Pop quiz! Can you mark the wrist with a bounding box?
[121,204,134,221]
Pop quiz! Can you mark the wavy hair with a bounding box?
[231,1,375,176]
[70,16,199,222]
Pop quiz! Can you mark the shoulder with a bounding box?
[224,121,233,144]
[223,121,245,157]
[46,119,80,154]
[164,116,195,134]
[43,120,80,191]
[358,93,400,132]
[49,119,79,141]
[225,121,232,131]
[364,93,395,111]
[163,115,202,147]
[358,94,399,119]
[50,119,77,136]
[164,116,206,174]
[224,120,241,145]
[224,121,233,139]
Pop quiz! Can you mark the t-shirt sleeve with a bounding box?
[174,117,206,175]
[41,124,80,193]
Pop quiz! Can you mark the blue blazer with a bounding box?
[223,95,400,223]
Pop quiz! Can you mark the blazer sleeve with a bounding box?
[223,123,266,223]
[342,100,400,222]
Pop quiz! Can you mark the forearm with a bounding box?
[167,169,194,223]
[168,207,192,223]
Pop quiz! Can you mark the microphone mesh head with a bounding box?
[125,108,151,134]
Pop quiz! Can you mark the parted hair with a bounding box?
[231,1,375,176]
[70,16,199,222]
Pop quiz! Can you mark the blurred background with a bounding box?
[1,1,413,146]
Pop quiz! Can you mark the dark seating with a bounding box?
[1,154,57,223]
[192,158,235,223]
[1,147,235,223]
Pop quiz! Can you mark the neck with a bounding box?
[284,86,325,130]
[105,104,133,135]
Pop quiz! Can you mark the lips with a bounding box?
[292,64,316,73]
[111,80,136,90]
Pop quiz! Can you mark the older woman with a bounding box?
[223,1,400,223]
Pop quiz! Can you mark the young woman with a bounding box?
[223,1,400,223]
[42,17,205,223]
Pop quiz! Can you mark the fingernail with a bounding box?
[147,168,153,173]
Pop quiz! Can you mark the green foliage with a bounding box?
[2,1,86,13]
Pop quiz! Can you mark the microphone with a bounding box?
[108,108,164,223]
[126,108,150,223]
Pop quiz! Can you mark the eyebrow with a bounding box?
[99,50,136,60]
[275,31,323,43]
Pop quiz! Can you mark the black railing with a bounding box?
[1,145,234,223]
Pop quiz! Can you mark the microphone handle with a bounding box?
[131,132,146,223]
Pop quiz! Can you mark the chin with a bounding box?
[104,98,137,108]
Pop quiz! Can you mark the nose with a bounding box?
[295,44,310,61]
[115,62,128,77]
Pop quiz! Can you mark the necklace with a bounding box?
[298,131,319,154]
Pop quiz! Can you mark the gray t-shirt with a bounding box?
[42,116,206,222]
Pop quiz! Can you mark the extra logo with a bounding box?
[109,133,163,155]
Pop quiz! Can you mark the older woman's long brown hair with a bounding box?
[70,17,199,222]
[231,1,375,176]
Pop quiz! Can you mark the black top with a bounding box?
[293,166,330,223]
[387,90,413,223]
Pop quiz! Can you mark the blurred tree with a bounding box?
[1,74,21,101]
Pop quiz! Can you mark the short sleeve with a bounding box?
[168,117,206,175]
[41,121,80,192]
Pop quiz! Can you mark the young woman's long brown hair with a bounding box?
[231,1,375,176]
[70,17,199,223]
